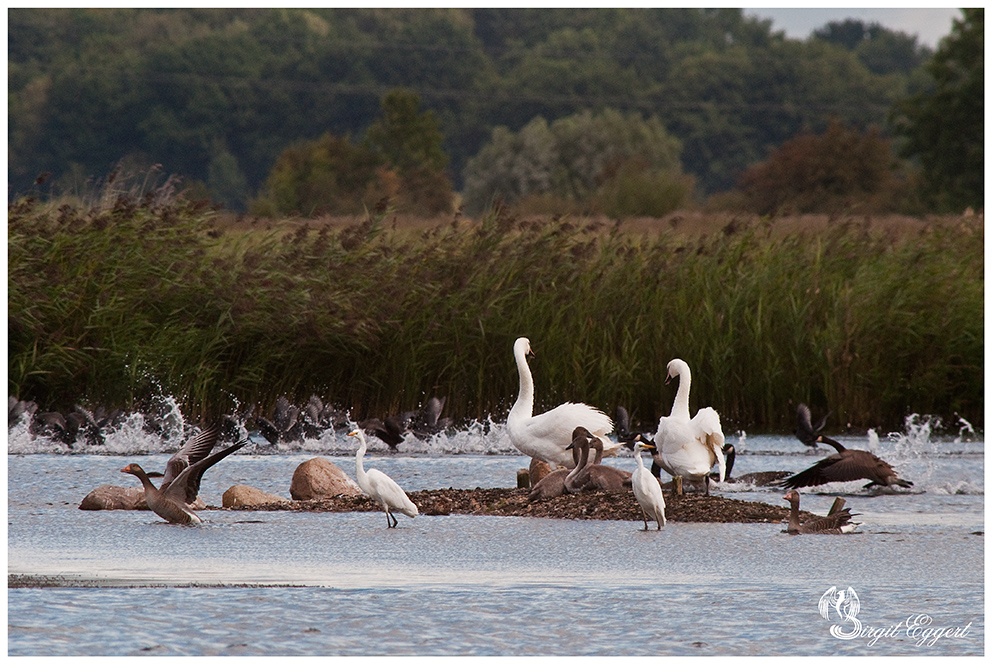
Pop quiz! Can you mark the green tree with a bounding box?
[207,141,250,209]
[813,19,931,75]
[892,9,983,212]
[252,133,383,216]
[364,89,454,216]
[365,89,449,174]
[462,108,685,215]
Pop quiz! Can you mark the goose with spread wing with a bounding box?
[783,404,913,490]
[121,425,246,524]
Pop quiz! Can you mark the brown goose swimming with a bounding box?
[782,489,859,534]
[121,429,247,525]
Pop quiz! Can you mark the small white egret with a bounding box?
[348,429,419,528]
[507,337,617,468]
[631,441,667,530]
[653,359,725,495]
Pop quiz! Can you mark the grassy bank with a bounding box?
[8,194,984,432]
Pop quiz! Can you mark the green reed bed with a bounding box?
[8,195,983,431]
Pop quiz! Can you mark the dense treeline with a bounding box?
[8,189,983,432]
[9,8,943,205]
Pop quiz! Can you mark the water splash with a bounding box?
[954,414,977,443]
[867,429,880,455]
[734,430,747,454]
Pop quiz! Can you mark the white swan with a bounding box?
[348,429,419,528]
[653,358,726,495]
[507,337,616,468]
[631,441,666,529]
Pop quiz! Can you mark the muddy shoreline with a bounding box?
[222,487,799,524]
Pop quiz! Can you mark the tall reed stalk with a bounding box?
[8,193,983,431]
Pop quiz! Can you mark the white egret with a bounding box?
[348,429,419,528]
[631,440,666,530]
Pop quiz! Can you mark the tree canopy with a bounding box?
[891,8,983,212]
[8,8,951,208]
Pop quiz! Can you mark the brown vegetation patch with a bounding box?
[222,487,797,524]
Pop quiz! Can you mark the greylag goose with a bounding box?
[631,441,667,529]
[256,396,302,445]
[349,429,418,528]
[780,438,913,490]
[782,489,859,534]
[121,431,247,524]
[564,427,631,493]
[507,337,616,468]
[653,359,725,495]
[410,396,452,439]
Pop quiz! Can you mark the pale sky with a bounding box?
[744,7,962,48]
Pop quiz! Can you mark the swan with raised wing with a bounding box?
[653,359,725,495]
[507,337,616,468]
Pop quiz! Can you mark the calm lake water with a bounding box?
[7,413,984,656]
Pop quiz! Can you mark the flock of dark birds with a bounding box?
[8,393,453,451]
[12,392,912,533]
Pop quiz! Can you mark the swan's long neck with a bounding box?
[670,363,692,420]
[565,440,590,486]
[510,345,534,419]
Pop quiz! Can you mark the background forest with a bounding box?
[8,8,983,214]
[7,8,985,433]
